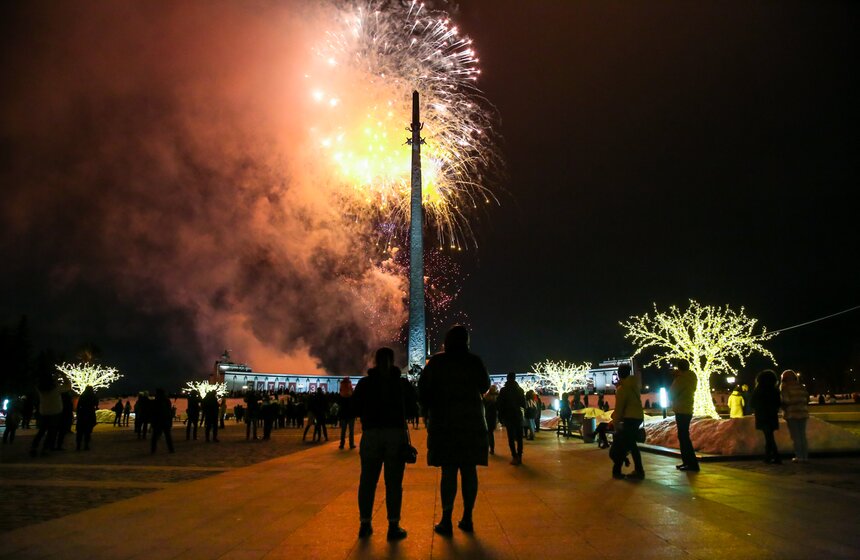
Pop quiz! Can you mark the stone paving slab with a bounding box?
[2,427,859,559]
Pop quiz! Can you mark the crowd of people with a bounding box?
[0,324,833,544]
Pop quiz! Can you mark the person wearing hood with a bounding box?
[728,386,745,419]
[352,347,415,541]
[418,325,491,536]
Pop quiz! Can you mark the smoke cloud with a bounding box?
[0,1,407,378]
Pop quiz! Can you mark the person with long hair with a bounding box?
[419,325,491,535]
[352,347,415,541]
[483,385,499,455]
[780,370,810,462]
[752,369,782,464]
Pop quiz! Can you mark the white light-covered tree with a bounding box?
[56,362,123,394]
[531,360,590,400]
[184,381,228,399]
[517,374,542,396]
[621,300,777,419]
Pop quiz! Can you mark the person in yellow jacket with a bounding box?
[610,364,645,480]
[727,387,745,419]
[669,359,700,471]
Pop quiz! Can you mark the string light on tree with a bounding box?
[184,381,228,399]
[621,300,777,419]
[55,362,123,394]
[531,359,590,400]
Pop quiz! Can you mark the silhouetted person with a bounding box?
[352,347,414,541]
[497,372,525,465]
[523,390,537,440]
[202,391,220,442]
[309,388,328,442]
[21,395,34,429]
[185,394,200,440]
[610,364,645,480]
[244,391,259,440]
[483,385,499,454]
[669,359,699,471]
[123,400,131,426]
[752,370,781,464]
[150,388,175,454]
[338,377,356,450]
[30,372,70,457]
[219,397,227,429]
[112,399,124,427]
[135,392,152,439]
[419,326,490,535]
[2,398,21,444]
[75,386,98,451]
[261,395,277,440]
[55,386,74,450]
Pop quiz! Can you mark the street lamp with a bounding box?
[659,387,668,419]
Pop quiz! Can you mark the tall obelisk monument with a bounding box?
[406,91,426,372]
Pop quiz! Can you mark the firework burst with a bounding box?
[307,0,499,248]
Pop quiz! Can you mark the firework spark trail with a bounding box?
[307,0,500,249]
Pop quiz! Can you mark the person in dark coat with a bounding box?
[497,372,526,465]
[751,370,782,464]
[150,388,175,454]
[202,391,220,443]
[75,386,98,451]
[123,400,131,426]
[245,390,259,440]
[261,395,278,440]
[185,394,200,440]
[309,388,329,442]
[338,377,356,450]
[352,347,415,541]
[418,325,490,535]
[112,399,124,427]
[55,387,74,451]
[136,393,152,440]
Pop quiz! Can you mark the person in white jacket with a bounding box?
[780,370,810,462]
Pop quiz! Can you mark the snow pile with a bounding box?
[645,415,860,456]
[95,409,118,424]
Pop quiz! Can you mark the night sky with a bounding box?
[1,1,858,393]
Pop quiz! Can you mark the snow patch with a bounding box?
[645,415,860,456]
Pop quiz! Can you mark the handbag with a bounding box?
[400,381,418,464]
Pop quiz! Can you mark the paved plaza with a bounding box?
[2,423,859,559]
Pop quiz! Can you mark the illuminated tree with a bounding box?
[621,300,777,419]
[55,362,122,394]
[184,380,228,399]
[531,360,590,400]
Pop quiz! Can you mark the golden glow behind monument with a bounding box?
[621,300,777,419]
